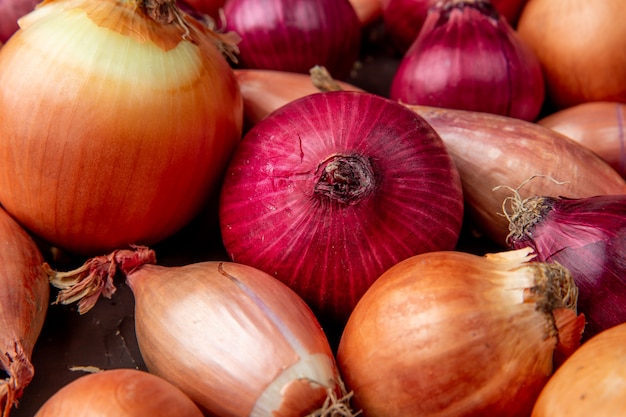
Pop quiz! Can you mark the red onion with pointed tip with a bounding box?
[223,0,362,79]
[218,90,464,328]
[390,0,544,121]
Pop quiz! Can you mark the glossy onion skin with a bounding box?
[126,261,343,417]
[390,0,544,121]
[0,206,49,417]
[508,195,626,340]
[0,0,243,255]
[33,369,204,416]
[223,0,362,79]
[337,249,581,417]
[219,91,464,327]
[531,322,626,417]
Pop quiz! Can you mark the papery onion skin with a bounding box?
[390,0,545,121]
[0,206,49,417]
[0,0,243,256]
[223,0,362,79]
[531,322,626,417]
[219,90,464,327]
[34,369,204,416]
[337,248,584,417]
[538,101,626,179]
[46,250,353,417]
[0,0,39,42]
[505,194,626,340]
[406,105,626,246]
[517,0,626,110]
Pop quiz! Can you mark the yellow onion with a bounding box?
[531,322,626,417]
[34,368,204,416]
[0,0,243,256]
[337,247,585,417]
[538,101,626,179]
[46,247,357,416]
[0,206,49,417]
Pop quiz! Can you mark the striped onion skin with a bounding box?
[219,90,464,327]
[0,0,243,256]
[223,0,361,80]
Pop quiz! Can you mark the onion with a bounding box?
[537,101,626,179]
[405,105,626,246]
[46,247,357,416]
[502,192,626,340]
[177,0,224,19]
[234,68,364,129]
[218,90,464,328]
[0,206,49,417]
[531,322,626,417]
[34,369,204,416]
[0,0,243,256]
[337,247,585,417]
[517,0,626,110]
[390,0,545,121]
[381,0,529,54]
[0,0,39,43]
[348,0,383,26]
[223,0,362,79]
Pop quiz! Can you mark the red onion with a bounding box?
[0,206,49,417]
[390,0,544,121]
[223,0,362,79]
[0,0,39,43]
[218,90,464,327]
[46,247,357,416]
[381,0,529,54]
[503,192,626,340]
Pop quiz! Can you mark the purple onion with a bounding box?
[219,91,464,327]
[223,0,362,79]
[390,0,544,121]
[0,0,39,43]
[505,193,626,340]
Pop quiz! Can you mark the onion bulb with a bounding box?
[537,101,626,179]
[503,192,626,340]
[46,247,358,416]
[337,247,585,417]
[0,206,49,417]
[517,0,626,109]
[34,369,204,416]
[0,0,243,256]
[390,0,545,121]
[531,322,626,417]
[219,90,464,328]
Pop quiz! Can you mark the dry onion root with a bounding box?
[45,247,360,416]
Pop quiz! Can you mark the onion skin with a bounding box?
[337,248,585,417]
[219,91,464,327]
[234,68,364,129]
[0,206,49,417]
[505,194,626,340]
[223,0,362,80]
[348,0,383,26]
[177,0,224,19]
[0,0,39,42]
[538,101,626,179]
[33,369,204,416]
[406,105,626,246]
[531,322,626,417]
[390,0,545,121]
[46,249,354,417]
[517,0,626,110]
[0,0,243,256]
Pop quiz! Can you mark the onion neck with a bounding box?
[313,154,376,206]
[437,0,501,25]
[504,195,557,245]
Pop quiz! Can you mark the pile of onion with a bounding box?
[337,247,585,417]
[390,0,545,121]
[0,206,49,417]
[218,90,464,328]
[46,247,358,416]
[0,0,243,256]
[34,369,204,416]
